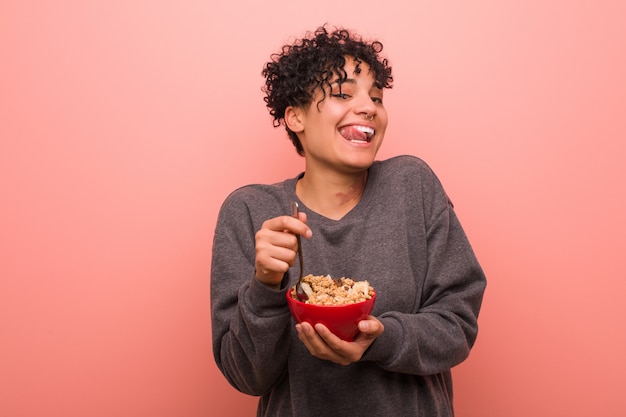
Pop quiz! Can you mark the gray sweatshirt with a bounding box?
[211,155,486,417]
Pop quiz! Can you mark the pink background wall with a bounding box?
[1,1,625,416]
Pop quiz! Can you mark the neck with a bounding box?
[296,169,368,220]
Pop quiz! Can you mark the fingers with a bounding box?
[254,214,312,285]
[255,229,296,285]
[296,322,352,366]
[295,318,384,366]
[258,214,312,241]
[357,316,384,338]
[291,212,312,238]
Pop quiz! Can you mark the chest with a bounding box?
[297,214,428,314]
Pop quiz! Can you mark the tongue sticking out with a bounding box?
[339,126,369,142]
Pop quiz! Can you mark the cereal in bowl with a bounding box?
[290,274,374,305]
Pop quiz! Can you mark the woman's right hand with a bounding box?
[254,211,311,287]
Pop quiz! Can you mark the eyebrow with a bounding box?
[333,78,381,91]
[334,78,356,86]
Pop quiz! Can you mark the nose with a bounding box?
[354,91,377,119]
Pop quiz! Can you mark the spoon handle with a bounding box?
[291,202,308,301]
[292,202,304,275]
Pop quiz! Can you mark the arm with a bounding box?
[363,170,487,375]
[210,191,307,394]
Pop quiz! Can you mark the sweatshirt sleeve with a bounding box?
[210,190,292,395]
[361,161,487,375]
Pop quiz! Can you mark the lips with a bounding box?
[339,125,375,143]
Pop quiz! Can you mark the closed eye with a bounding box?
[331,93,351,99]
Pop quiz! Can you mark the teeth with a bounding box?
[355,125,374,139]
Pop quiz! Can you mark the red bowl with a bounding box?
[286,290,376,341]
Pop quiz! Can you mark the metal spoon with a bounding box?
[292,202,309,301]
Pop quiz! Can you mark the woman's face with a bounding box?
[296,56,388,176]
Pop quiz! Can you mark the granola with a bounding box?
[290,274,374,305]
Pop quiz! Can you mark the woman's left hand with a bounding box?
[295,315,384,365]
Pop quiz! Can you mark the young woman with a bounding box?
[211,25,486,417]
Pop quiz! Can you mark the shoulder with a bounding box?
[373,155,452,207]
[373,155,438,182]
[216,178,296,224]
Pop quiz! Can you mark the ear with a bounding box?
[284,106,305,133]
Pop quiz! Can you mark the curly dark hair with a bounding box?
[262,25,393,155]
